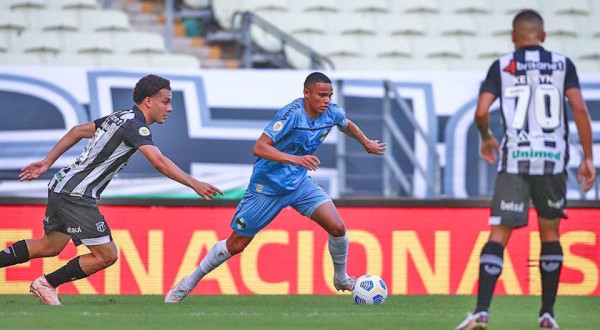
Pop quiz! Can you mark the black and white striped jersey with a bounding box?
[48,106,154,199]
[480,45,580,175]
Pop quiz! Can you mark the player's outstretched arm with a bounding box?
[139,145,223,200]
[19,122,96,181]
[475,92,499,164]
[339,119,386,155]
[566,87,596,192]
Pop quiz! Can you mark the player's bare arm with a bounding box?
[339,119,386,155]
[475,92,500,164]
[138,145,223,200]
[253,133,320,171]
[19,122,96,181]
[566,87,596,191]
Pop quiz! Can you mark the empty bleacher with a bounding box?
[0,0,202,68]
[1,0,599,71]
[208,0,600,71]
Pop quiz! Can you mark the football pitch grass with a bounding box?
[1,294,599,329]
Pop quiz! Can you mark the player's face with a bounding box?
[304,82,333,118]
[148,89,173,124]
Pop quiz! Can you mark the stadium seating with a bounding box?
[1,0,599,71]
[238,0,600,71]
[52,0,99,11]
[0,0,202,69]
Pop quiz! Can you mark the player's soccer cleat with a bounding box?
[455,311,488,330]
[30,275,61,306]
[333,276,356,292]
[165,277,192,303]
[538,313,560,329]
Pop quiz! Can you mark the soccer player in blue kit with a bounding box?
[166,72,386,302]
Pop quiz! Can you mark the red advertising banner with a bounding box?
[1,205,598,296]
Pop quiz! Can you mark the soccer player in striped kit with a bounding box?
[456,10,596,330]
[1,74,223,305]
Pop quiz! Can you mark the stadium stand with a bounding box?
[0,0,599,71]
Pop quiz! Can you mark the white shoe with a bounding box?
[538,313,560,329]
[455,311,488,330]
[30,275,61,306]
[165,277,192,303]
[333,275,356,292]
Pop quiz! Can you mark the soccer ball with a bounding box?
[351,274,388,305]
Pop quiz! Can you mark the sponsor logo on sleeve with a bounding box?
[273,121,283,131]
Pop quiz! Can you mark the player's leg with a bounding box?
[1,197,71,268]
[30,191,114,305]
[185,232,252,289]
[1,231,70,267]
[531,173,566,329]
[166,190,280,303]
[310,201,355,290]
[457,173,529,330]
[291,178,354,291]
[537,218,562,330]
[165,233,245,303]
[476,225,512,313]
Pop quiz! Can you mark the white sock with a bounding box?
[328,234,349,281]
[184,239,231,288]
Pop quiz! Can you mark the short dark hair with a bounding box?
[513,9,544,28]
[133,74,171,104]
[304,72,332,89]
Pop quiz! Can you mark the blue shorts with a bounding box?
[230,177,331,237]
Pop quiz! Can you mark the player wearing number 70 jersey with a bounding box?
[455,10,595,330]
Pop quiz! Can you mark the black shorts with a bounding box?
[489,172,567,228]
[44,190,113,246]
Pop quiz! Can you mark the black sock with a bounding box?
[45,256,89,288]
[539,241,563,317]
[475,241,504,313]
[0,240,30,267]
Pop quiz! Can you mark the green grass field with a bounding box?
[1,294,598,329]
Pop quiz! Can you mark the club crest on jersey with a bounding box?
[273,121,283,131]
[139,127,150,136]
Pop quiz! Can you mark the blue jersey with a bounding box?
[248,98,348,195]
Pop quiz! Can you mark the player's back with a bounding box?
[487,45,580,175]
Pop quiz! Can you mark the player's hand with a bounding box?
[19,160,50,181]
[480,135,499,164]
[578,158,596,192]
[294,155,320,171]
[363,139,386,155]
[193,181,224,200]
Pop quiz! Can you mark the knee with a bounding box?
[329,223,346,238]
[104,253,118,268]
[97,251,118,269]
